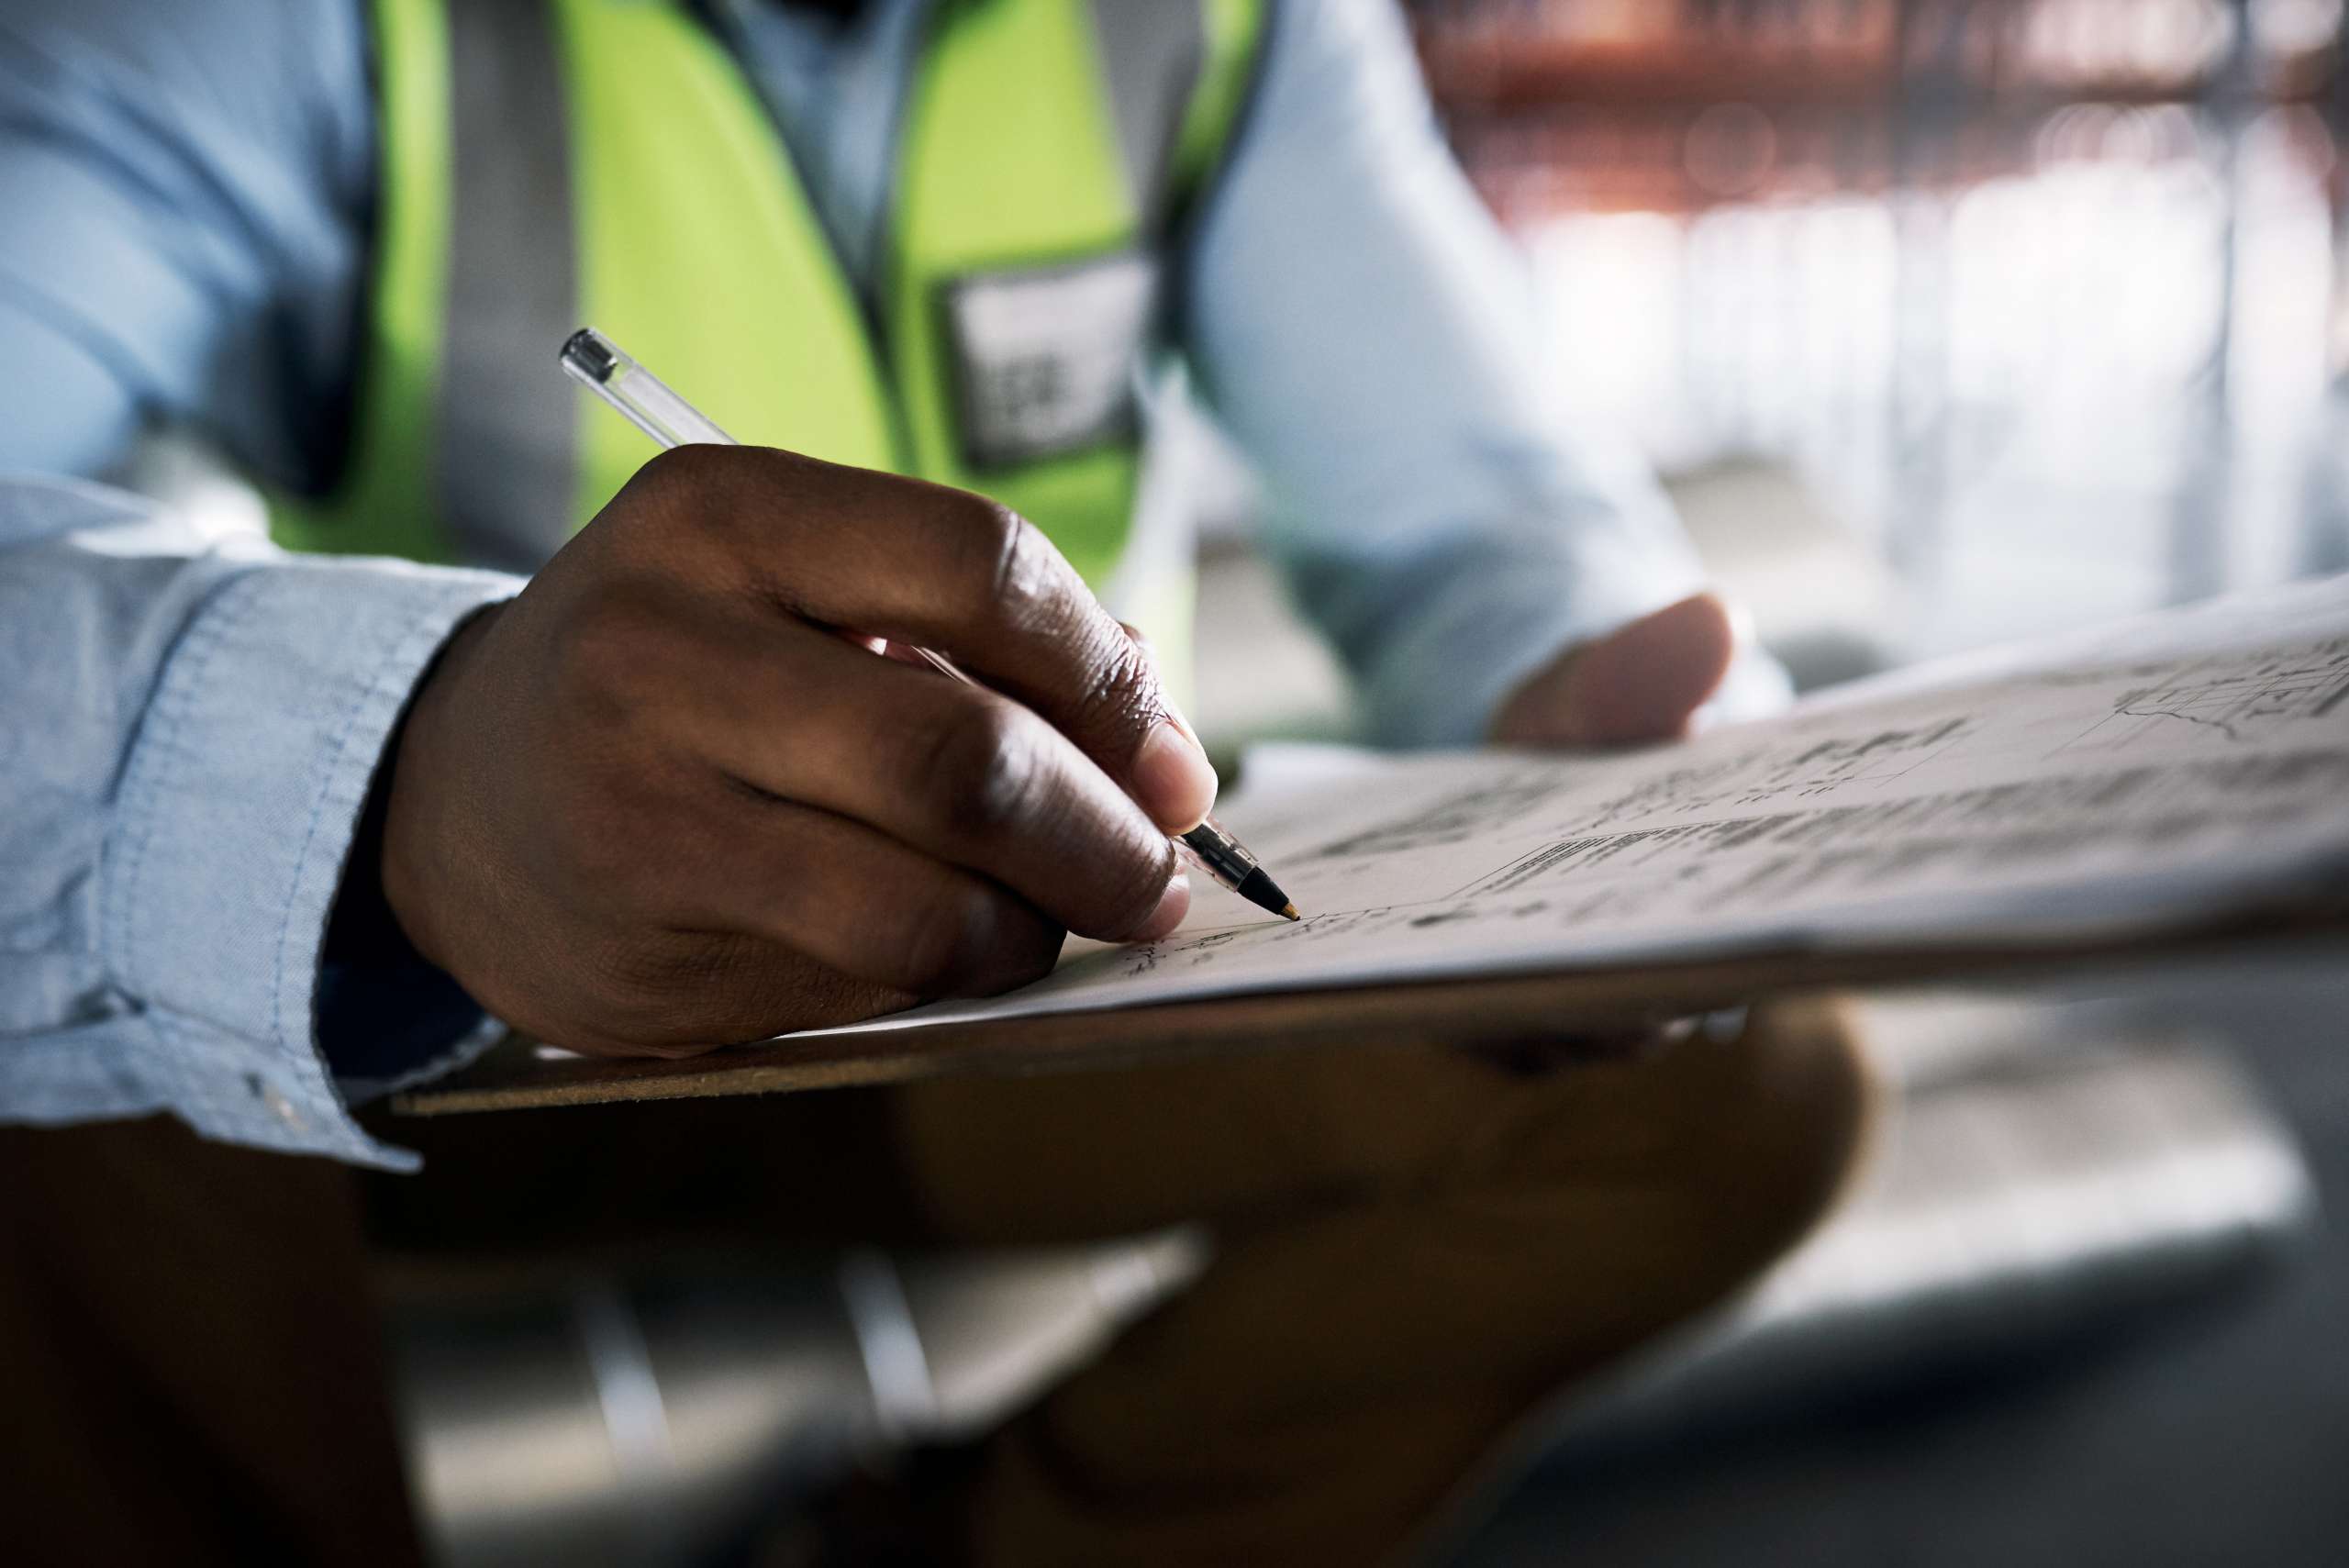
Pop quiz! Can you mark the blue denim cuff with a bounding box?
[100,554,518,1170]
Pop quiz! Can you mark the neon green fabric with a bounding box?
[270,0,456,562]
[889,0,1136,588]
[1177,0,1271,205]
[281,0,1265,616]
[553,0,901,525]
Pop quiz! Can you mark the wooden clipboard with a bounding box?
[391,902,2349,1117]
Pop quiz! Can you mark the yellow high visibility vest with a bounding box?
[276,0,1266,664]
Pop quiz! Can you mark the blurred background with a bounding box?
[1194,0,2349,736]
[371,6,2349,1564]
[1420,0,2348,638]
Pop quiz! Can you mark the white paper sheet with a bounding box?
[794,577,2349,1040]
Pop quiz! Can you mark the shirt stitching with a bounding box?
[103,568,263,1003]
[264,584,444,1058]
[265,583,491,1071]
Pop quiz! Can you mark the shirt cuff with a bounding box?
[100,554,518,1170]
[1347,520,1687,748]
[1350,506,1795,749]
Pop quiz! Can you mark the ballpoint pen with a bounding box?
[559,326,1301,924]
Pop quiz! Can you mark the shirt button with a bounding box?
[260,1084,306,1132]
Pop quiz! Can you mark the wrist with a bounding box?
[379,600,506,974]
[318,741,489,1089]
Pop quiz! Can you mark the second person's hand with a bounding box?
[377,445,1215,1058]
[1488,593,1740,749]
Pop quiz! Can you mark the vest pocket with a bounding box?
[939,250,1161,472]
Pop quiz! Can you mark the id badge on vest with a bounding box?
[941,251,1160,472]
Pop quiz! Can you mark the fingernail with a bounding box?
[1132,721,1219,832]
[1162,695,1202,749]
[1133,872,1192,941]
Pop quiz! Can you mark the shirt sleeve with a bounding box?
[1180,0,1789,746]
[1,478,518,1169]
[0,1,517,1162]
[0,0,378,488]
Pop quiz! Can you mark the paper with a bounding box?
[798,578,2349,1040]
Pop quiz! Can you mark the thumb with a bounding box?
[1497,593,1739,747]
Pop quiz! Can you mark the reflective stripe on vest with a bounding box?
[273,0,1267,607]
[440,0,577,566]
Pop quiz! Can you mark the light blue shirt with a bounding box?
[0,0,1767,1167]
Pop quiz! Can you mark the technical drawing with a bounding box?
[1297,776,1569,861]
[2058,639,2349,753]
[1564,715,1976,828]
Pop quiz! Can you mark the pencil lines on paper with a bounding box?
[2056,638,2349,753]
[791,584,2349,1041]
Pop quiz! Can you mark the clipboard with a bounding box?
[397,579,2349,1118]
[391,901,2349,1117]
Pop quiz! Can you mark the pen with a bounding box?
[559,326,1301,925]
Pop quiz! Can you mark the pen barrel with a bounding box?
[1177,818,1260,893]
[561,327,737,449]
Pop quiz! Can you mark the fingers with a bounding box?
[607,444,1219,832]
[664,793,1075,997]
[661,611,1191,943]
[555,936,918,1058]
[393,449,1215,1063]
[1491,592,1739,748]
[1561,593,1737,744]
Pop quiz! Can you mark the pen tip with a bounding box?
[1231,867,1298,924]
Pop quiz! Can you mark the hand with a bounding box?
[1488,593,1739,749]
[378,445,1212,1058]
[1475,592,1741,1073]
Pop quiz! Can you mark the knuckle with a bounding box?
[600,445,774,573]
[551,584,672,717]
[1127,839,1183,917]
[916,701,1041,842]
[624,442,729,509]
[943,495,1043,625]
[574,938,692,1040]
[595,448,713,553]
[1098,842,1180,935]
[744,956,907,1034]
[890,883,1059,996]
[1070,636,1165,748]
[891,883,1001,994]
[583,933,760,1051]
[986,918,1063,993]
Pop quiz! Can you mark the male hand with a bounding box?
[1488,593,1739,748]
[378,446,1211,1058]
[1475,592,1742,1072]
